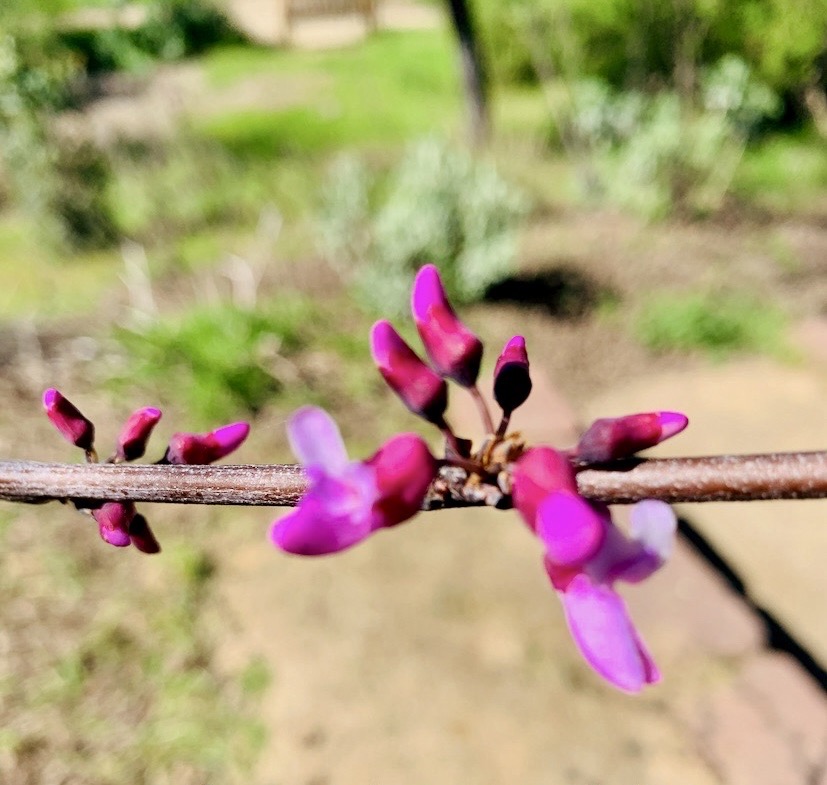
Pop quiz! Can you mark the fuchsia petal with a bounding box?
[511,447,578,531]
[411,265,483,387]
[116,407,161,461]
[370,320,449,425]
[536,490,606,567]
[493,335,532,413]
[92,501,134,548]
[271,463,378,555]
[366,433,437,527]
[288,406,349,474]
[559,573,660,693]
[43,388,95,451]
[576,411,689,462]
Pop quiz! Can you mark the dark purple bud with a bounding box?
[129,513,161,554]
[43,388,95,451]
[493,335,532,413]
[370,320,448,425]
[92,501,134,548]
[116,407,162,461]
[165,422,250,465]
[576,412,689,463]
[411,265,483,387]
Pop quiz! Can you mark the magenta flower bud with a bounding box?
[411,264,483,387]
[165,421,250,465]
[116,407,162,461]
[128,513,161,554]
[493,335,532,413]
[92,501,135,548]
[576,411,689,463]
[365,433,437,527]
[370,320,448,425]
[42,388,95,451]
[511,446,578,531]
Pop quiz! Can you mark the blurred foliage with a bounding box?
[478,0,827,120]
[557,57,780,216]
[58,0,245,75]
[318,136,528,314]
[113,299,319,424]
[635,290,786,356]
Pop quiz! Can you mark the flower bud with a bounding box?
[128,513,161,554]
[92,501,134,547]
[366,433,437,527]
[116,407,162,461]
[370,320,448,425]
[411,264,483,387]
[576,412,688,463]
[493,335,532,413]
[165,421,249,465]
[42,388,95,451]
[511,446,577,531]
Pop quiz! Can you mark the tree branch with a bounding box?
[0,451,825,510]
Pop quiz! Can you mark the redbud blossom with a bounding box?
[42,388,95,451]
[576,411,688,463]
[411,264,483,387]
[115,407,162,461]
[493,335,532,413]
[271,407,436,556]
[165,422,249,465]
[370,320,448,425]
[92,501,135,548]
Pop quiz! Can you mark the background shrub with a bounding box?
[318,137,528,314]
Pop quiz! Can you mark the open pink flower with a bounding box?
[271,407,437,556]
[513,448,676,692]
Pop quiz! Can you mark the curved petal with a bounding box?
[560,573,660,692]
[270,464,378,556]
[287,406,349,474]
[537,490,606,567]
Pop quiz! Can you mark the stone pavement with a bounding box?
[213,331,826,785]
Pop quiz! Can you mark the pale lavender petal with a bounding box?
[560,573,659,692]
[537,490,606,567]
[270,463,378,555]
[287,406,349,474]
[629,500,677,562]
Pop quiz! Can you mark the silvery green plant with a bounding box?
[563,57,780,217]
[318,137,528,315]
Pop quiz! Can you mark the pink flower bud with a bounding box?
[493,335,532,413]
[42,388,95,451]
[92,501,134,547]
[411,264,483,387]
[165,421,249,465]
[366,433,437,527]
[576,411,688,463]
[128,513,161,554]
[370,320,448,425]
[511,447,577,531]
[116,407,162,461]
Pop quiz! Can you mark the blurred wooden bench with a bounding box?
[285,0,378,34]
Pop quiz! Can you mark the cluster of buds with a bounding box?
[43,389,249,553]
[272,264,689,692]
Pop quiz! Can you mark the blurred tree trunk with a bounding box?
[444,0,490,145]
